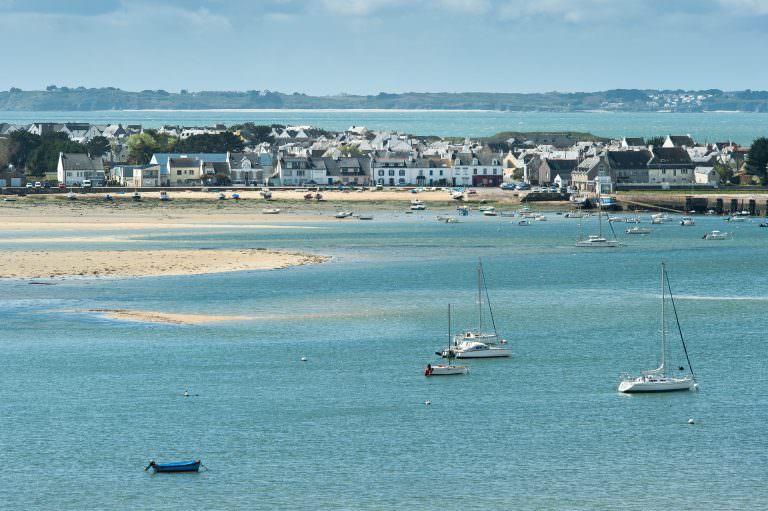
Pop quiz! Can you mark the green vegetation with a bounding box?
[176,132,244,154]
[9,131,87,176]
[747,137,768,178]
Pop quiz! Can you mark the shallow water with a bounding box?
[1,213,767,509]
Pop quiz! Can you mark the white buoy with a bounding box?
[688,418,695,425]
[300,357,307,362]
[184,389,189,397]
[424,400,431,406]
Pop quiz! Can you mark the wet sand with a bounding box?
[0,249,329,279]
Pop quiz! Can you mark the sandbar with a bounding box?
[0,249,329,279]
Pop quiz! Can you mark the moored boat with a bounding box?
[618,263,697,393]
[625,226,651,235]
[703,230,730,240]
[262,208,281,214]
[145,460,201,473]
[426,305,468,377]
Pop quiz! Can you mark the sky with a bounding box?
[1,0,767,94]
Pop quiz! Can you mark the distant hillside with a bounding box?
[1,87,767,112]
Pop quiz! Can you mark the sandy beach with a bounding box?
[0,249,328,279]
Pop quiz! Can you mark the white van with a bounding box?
[81,180,92,188]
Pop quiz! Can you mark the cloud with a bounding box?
[717,0,768,14]
[499,0,617,22]
[320,0,406,16]
[432,0,492,14]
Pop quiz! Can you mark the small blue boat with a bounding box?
[145,459,201,473]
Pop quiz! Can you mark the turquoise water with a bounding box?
[2,110,768,145]
[2,213,768,509]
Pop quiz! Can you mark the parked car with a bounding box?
[43,182,51,189]
[81,179,92,188]
[34,181,42,188]
[500,183,516,190]
[58,183,66,189]
[515,183,531,191]
[26,183,34,189]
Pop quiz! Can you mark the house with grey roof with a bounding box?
[229,152,264,185]
[607,150,652,184]
[537,158,578,186]
[56,152,105,186]
[451,151,502,187]
[168,157,203,186]
[150,153,228,185]
[648,147,695,184]
[371,151,448,186]
[663,135,696,148]
[111,164,160,187]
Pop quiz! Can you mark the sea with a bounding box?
[2,109,768,145]
[1,211,767,509]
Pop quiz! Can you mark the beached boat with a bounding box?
[357,215,373,220]
[625,226,651,235]
[483,210,498,216]
[67,191,76,200]
[231,193,240,200]
[262,208,280,214]
[335,211,353,218]
[618,263,697,393]
[410,204,426,211]
[145,460,201,473]
[426,305,468,376]
[159,191,170,201]
[680,216,695,226]
[218,192,226,200]
[132,191,142,201]
[260,189,272,200]
[441,261,511,359]
[703,230,730,240]
[104,194,113,201]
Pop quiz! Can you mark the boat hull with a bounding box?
[454,349,511,358]
[149,460,201,472]
[618,377,693,393]
[428,364,468,375]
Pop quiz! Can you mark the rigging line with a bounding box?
[481,262,498,335]
[664,269,696,381]
[607,212,619,240]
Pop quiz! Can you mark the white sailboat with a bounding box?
[426,305,468,376]
[575,200,619,248]
[618,263,698,393]
[441,260,511,359]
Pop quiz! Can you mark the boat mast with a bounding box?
[660,262,666,375]
[477,260,483,333]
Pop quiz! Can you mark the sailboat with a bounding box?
[426,305,468,376]
[618,263,698,393]
[575,199,619,247]
[441,260,511,359]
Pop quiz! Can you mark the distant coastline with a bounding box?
[1,87,767,112]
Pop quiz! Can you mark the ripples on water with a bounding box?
[1,214,767,509]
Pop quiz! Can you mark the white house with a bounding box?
[56,152,105,186]
[451,151,503,187]
[370,152,449,186]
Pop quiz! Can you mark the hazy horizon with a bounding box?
[1,0,767,94]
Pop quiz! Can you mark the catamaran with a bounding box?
[618,263,698,393]
[440,260,511,359]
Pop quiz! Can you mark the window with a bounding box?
[378,170,384,176]
[482,168,488,175]
[473,169,478,175]
[429,170,433,176]
[399,170,405,176]
[493,169,498,175]
[389,170,395,176]
[398,178,405,184]
[439,170,443,176]
[177,170,182,176]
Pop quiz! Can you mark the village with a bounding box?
[0,121,758,194]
